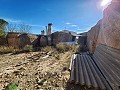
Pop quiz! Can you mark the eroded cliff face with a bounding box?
[87,0,120,53]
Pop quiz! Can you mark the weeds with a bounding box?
[23,45,33,52]
[0,46,14,54]
[56,43,79,53]
[41,46,56,53]
[7,83,19,90]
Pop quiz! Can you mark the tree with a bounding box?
[6,23,31,34]
[18,23,31,33]
[0,19,8,37]
[6,24,17,32]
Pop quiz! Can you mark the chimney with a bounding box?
[41,30,45,35]
[48,23,52,35]
[45,26,48,35]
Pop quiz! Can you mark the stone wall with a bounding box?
[7,32,38,48]
[0,38,7,46]
[52,32,73,45]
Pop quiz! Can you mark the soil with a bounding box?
[0,51,73,90]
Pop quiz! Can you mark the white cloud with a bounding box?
[77,28,84,30]
[29,24,45,28]
[0,17,45,28]
[0,17,22,23]
[77,27,91,32]
[65,22,71,25]
[71,24,77,27]
[52,26,60,31]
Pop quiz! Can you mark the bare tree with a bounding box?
[6,24,17,32]
[18,23,31,33]
[5,23,31,34]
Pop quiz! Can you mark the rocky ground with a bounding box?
[0,50,73,90]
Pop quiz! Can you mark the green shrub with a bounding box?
[8,83,19,90]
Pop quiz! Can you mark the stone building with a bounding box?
[51,30,77,45]
[46,23,52,35]
[78,32,87,45]
[7,32,38,48]
[0,37,7,46]
[78,32,87,52]
[34,35,48,47]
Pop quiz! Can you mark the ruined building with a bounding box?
[7,32,38,48]
[35,23,77,47]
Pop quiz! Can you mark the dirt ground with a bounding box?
[0,50,73,90]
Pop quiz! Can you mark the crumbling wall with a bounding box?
[52,32,73,45]
[0,38,7,46]
[40,36,48,46]
[7,38,20,48]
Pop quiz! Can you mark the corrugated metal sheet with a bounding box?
[69,45,120,90]
[70,54,112,90]
[93,45,120,90]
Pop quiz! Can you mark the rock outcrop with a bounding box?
[87,0,120,53]
[87,20,101,53]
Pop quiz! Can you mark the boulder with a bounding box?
[87,0,120,53]
[87,20,101,53]
[97,1,120,50]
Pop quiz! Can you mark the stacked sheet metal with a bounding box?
[93,45,120,90]
[69,45,120,90]
[70,54,112,90]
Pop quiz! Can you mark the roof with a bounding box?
[78,32,87,36]
[60,30,78,36]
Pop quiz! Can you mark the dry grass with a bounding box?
[56,43,66,53]
[41,46,56,53]
[23,45,33,51]
[0,45,33,54]
[0,46,15,54]
[56,43,80,53]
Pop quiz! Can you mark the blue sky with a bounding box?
[0,0,104,34]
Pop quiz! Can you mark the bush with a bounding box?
[56,43,66,53]
[56,43,79,53]
[7,83,20,90]
[73,45,80,53]
[0,46,14,54]
[41,46,56,53]
[23,45,33,52]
